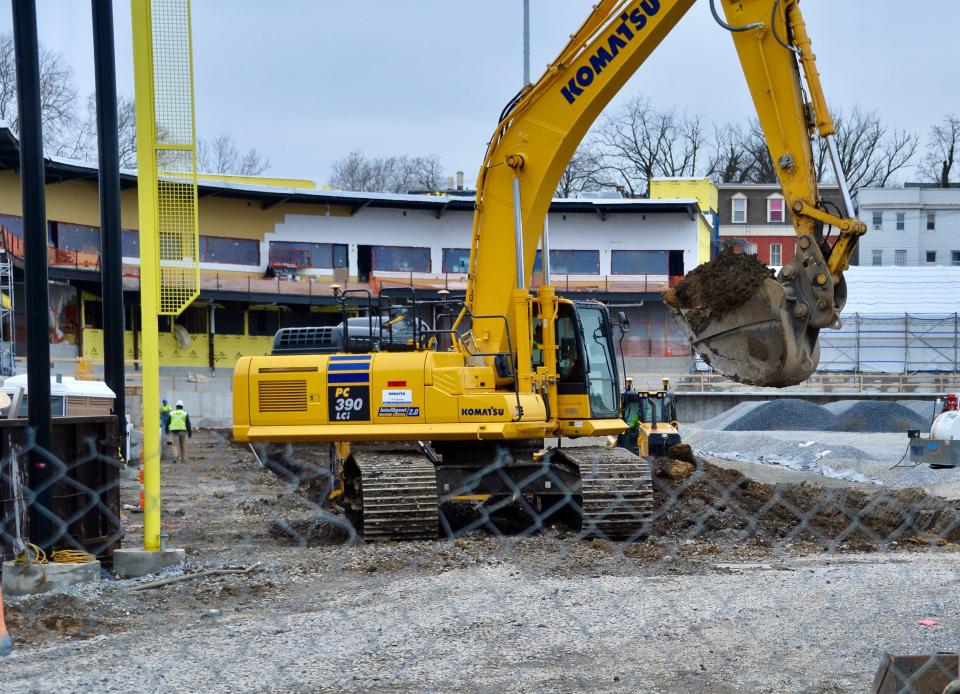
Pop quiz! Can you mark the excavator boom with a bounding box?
[464,0,865,386]
[663,0,866,384]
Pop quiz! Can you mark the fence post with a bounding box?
[855,313,861,373]
[904,313,909,376]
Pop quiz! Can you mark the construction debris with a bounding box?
[653,455,960,547]
[132,563,262,591]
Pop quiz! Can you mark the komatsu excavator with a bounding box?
[233,0,866,540]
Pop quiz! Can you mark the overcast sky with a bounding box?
[2,1,958,186]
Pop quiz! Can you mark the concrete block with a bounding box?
[112,548,185,578]
[2,560,101,597]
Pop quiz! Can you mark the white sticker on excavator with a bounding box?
[382,389,413,405]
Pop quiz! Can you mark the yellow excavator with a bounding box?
[233,0,866,540]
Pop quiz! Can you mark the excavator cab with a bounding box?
[535,300,621,421]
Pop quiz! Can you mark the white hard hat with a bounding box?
[176,400,184,407]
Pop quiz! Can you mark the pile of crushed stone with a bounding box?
[683,429,882,484]
[700,398,930,433]
[825,400,931,433]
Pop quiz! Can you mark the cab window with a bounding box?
[578,305,618,418]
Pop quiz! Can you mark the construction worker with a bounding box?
[160,399,172,431]
[165,400,192,464]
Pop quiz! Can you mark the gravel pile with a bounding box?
[701,398,931,433]
[701,399,835,431]
[897,399,937,423]
[825,400,930,433]
[684,429,883,483]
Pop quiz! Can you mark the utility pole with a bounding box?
[12,0,53,550]
[91,0,127,451]
[523,0,530,86]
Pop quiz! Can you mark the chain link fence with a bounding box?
[2,426,960,692]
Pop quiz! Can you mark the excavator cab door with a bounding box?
[547,301,620,422]
[572,302,620,420]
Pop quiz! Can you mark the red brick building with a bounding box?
[717,183,845,266]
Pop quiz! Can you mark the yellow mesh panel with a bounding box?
[149,0,198,316]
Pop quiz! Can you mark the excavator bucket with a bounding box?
[662,247,833,388]
[665,277,819,387]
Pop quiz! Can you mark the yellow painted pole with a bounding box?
[131,0,162,552]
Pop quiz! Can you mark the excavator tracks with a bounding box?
[560,446,654,541]
[345,450,439,541]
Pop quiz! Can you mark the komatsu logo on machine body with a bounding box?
[560,0,662,105]
[461,407,505,417]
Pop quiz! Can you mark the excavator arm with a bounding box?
[462,0,865,387]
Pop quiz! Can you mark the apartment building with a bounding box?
[717,182,845,266]
[857,185,960,267]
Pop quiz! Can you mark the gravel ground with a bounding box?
[6,554,960,692]
[5,430,960,693]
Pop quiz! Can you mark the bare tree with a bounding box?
[0,31,81,154]
[329,151,445,193]
[707,123,751,184]
[556,145,604,197]
[198,134,270,176]
[742,121,778,184]
[710,109,916,193]
[115,95,138,169]
[922,115,960,187]
[62,94,138,167]
[590,96,704,197]
[330,150,379,192]
[706,121,777,184]
[396,154,444,192]
[811,108,917,193]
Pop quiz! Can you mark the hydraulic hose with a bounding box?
[709,0,763,32]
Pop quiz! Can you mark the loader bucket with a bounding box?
[664,277,819,387]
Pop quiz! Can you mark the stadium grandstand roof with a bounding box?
[0,125,701,218]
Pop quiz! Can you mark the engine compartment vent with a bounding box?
[258,379,308,413]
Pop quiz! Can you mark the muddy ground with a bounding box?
[5,431,960,693]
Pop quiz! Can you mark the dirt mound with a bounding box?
[663,248,771,329]
[826,400,929,433]
[654,457,960,547]
[722,399,835,431]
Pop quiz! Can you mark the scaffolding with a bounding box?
[690,313,960,377]
[0,243,15,376]
[817,313,960,374]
